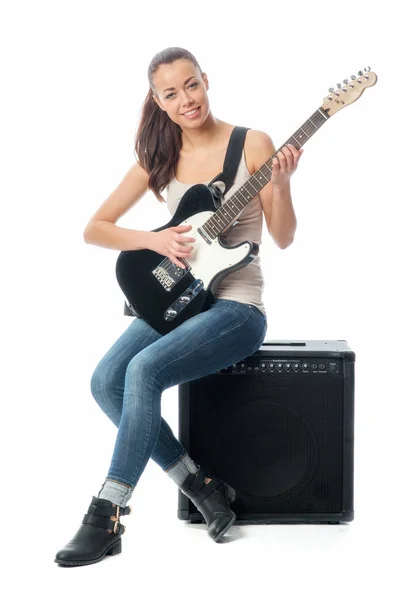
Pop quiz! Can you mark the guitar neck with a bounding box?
[203,106,331,239]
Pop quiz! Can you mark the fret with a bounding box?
[238,187,252,201]
[237,196,246,208]
[230,201,240,212]
[224,205,236,219]
[262,166,272,176]
[221,211,230,223]
[215,213,226,223]
[203,223,212,237]
[246,179,259,194]
[215,212,229,227]
[288,136,301,149]
[299,126,309,138]
[260,165,271,179]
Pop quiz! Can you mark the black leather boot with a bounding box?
[54,496,132,567]
[180,466,236,542]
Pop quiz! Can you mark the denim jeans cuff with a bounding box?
[98,479,133,507]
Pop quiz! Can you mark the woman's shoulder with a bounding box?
[245,128,274,150]
[244,129,275,175]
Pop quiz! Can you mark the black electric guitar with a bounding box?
[116,68,377,335]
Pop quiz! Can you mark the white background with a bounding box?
[1,0,398,597]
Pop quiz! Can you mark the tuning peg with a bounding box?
[336,82,342,88]
[364,66,371,72]
[351,75,356,80]
[328,87,335,93]
[343,79,349,84]
[358,70,363,76]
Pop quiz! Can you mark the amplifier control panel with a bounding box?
[219,357,342,375]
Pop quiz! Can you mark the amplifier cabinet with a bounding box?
[178,340,355,525]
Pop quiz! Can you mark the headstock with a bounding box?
[322,66,377,116]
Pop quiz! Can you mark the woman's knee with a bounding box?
[89,363,122,425]
[90,361,116,401]
[125,353,159,390]
[126,355,149,379]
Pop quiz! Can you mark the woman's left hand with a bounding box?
[271,144,304,188]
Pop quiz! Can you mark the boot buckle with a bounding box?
[113,520,126,534]
[113,506,121,534]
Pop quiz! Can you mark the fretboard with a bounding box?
[203,107,330,239]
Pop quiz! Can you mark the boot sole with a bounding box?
[54,537,122,567]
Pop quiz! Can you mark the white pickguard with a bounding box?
[179,211,253,289]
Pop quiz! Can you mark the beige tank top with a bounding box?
[165,149,266,317]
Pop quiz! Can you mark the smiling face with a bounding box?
[152,59,210,128]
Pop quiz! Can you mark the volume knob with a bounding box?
[165,309,177,321]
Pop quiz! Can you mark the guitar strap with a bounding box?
[123,125,251,317]
[207,125,251,196]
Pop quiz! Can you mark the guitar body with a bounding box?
[116,184,259,334]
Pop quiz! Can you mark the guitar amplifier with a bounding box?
[177,340,355,525]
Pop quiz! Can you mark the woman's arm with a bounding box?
[83,161,154,251]
[246,130,299,249]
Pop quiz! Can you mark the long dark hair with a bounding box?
[134,47,203,203]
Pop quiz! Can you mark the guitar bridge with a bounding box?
[152,257,190,291]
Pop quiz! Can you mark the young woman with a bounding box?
[55,47,302,567]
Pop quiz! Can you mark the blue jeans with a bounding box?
[90,298,267,490]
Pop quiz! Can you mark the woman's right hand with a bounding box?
[148,225,196,269]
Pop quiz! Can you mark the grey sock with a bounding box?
[97,479,134,508]
[165,453,200,487]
